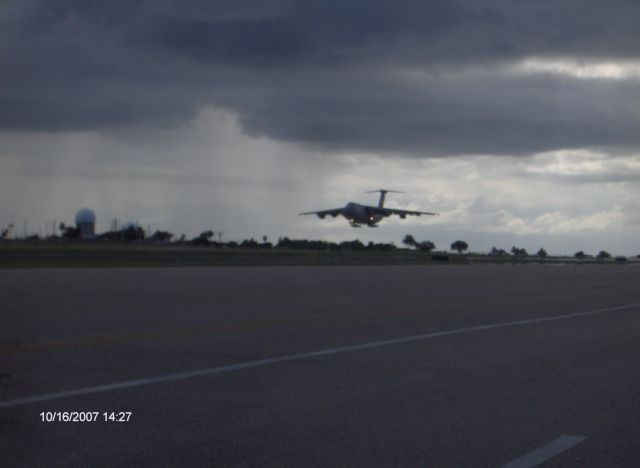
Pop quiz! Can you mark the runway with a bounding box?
[2,264,640,466]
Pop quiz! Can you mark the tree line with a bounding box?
[1,222,625,259]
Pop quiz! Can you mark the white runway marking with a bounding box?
[2,301,640,409]
[501,434,586,468]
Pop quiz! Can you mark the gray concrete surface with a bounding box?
[1,264,640,466]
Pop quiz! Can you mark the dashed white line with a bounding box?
[501,434,587,468]
[1,301,640,409]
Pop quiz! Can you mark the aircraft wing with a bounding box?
[299,208,343,218]
[372,207,438,217]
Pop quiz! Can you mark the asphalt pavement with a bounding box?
[1,264,640,466]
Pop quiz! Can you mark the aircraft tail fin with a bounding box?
[365,189,404,208]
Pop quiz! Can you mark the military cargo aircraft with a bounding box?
[300,190,437,227]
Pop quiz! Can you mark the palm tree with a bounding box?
[402,234,417,249]
[418,240,436,252]
[490,247,507,256]
[451,240,469,254]
[511,246,528,257]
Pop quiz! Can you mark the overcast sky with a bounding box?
[1,0,639,255]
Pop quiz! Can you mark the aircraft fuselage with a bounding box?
[342,202,385,227]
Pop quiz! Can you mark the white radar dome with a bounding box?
[75,208,96,225]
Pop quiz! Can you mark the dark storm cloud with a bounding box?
[229,73,640,155]
[150,17,310,65]
[1,0,639,155]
